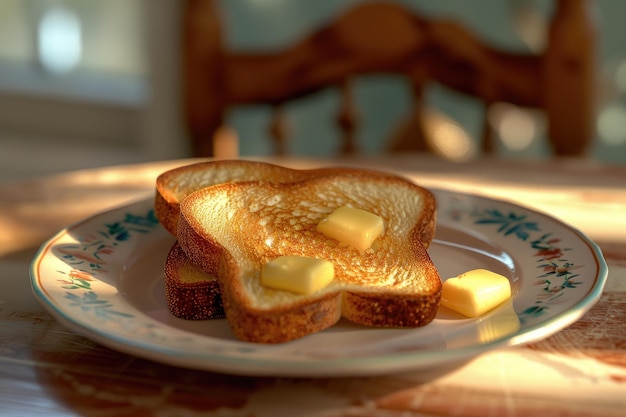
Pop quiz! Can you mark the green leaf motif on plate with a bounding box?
[65,291,133,320]
[447,201,585,323]
[56,208,161,322]
[57,209,159,273]
[474,209,541,241]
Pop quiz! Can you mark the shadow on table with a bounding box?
[28,329,472,415]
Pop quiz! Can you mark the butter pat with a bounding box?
[261,256,334,294]
[317,206,383,251]
[441,269,512,317]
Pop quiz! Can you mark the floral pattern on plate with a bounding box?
[444,198,587,323]
[53,209,160,320]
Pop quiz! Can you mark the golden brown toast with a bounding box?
[177,174,441,343]
[156,160,308,236]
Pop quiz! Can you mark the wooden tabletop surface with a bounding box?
[1,154,624,416]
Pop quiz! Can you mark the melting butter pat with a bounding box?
[317,206,383,251]
[261,256,334,294]
[441,269,512,317]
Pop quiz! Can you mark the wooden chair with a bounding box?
[182,0,596,158]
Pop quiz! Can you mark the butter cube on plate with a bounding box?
[261,256,334,294]
[317,206,383,251]
[441,269,512,317]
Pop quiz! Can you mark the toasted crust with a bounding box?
[177,174,441,343]
[156,160,307,236]
[164,242,225,320]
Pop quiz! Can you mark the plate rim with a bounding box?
[30,189,608,377]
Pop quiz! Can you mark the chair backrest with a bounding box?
[183,0,596,158]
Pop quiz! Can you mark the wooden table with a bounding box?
[1,154,625,416]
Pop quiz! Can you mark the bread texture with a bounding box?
[164,242,225,320]
[177,173,441,343]
[156,160,309,236]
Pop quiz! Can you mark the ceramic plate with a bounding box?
[30,189,607,377]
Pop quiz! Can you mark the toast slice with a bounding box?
[155,160,436,245]
[164,242,225,319]
[177,174,441,343]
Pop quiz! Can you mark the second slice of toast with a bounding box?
[164,242,225,320]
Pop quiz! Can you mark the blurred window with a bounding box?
[0,0,146,104]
